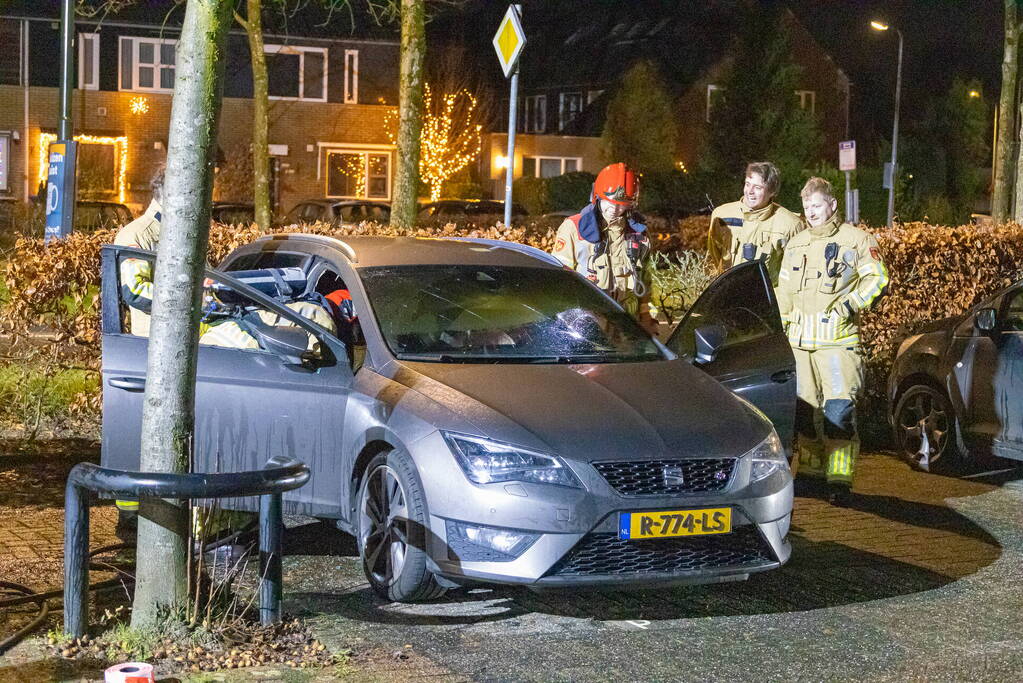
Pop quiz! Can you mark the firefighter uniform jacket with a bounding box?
[776,214,889,350]
[707,200,802,279]
[113,200,162,336]
[552,203,650,316]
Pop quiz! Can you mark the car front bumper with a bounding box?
[409,431,793,589]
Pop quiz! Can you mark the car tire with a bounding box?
[356,450,447,602]
[894,384,968,474]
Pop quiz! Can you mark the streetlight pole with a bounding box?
[886,29,903,228]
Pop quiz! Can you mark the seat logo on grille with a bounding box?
[663,465,685,487]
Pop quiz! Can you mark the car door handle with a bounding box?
[770,370,796,383]
[108,377,146,392]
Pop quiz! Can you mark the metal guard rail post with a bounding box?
[64,455,310,638]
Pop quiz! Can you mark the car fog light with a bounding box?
[446,520,539,561]
[748,429,789,482]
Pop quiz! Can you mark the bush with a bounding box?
[511,176,549,215]
[546,172,595,212]
[440,180,484,200]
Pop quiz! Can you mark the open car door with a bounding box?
[665,261,796,454]
[99,245,353,517]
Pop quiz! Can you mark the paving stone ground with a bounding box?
[3,446,1022,681]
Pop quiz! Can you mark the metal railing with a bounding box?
[63,455,310,637]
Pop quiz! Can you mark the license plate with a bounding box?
[618,507,731,540]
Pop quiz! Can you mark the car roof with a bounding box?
[244,234,563,270]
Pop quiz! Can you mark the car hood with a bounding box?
[394,359,771,462]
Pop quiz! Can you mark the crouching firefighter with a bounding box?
[551,162,653,327]
[776,177,889,505]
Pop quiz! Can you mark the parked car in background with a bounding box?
[75,201,134,233]
[211,202,255,226]
[282,199,390,226]
[889,278,1023,473]
[419,199,527,220]
[102,236,795,601]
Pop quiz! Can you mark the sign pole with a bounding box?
[838,140,858,224]
[45,0,76,242]
[493,4,525,228]
[503,59,519,227]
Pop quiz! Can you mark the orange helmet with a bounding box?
[593,163,639,206]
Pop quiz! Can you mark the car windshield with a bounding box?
[359,265,663,363]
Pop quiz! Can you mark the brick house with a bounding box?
[0,2,399,215]
[474,2,849,198]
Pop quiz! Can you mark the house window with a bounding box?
[706,84,724,123]
[265,45,327,102]
[325,150,390,199]
[796,90,816,113]
[119,36,176,92]
[0,133,9,192]
[524,95,546,133]
[0,19,21,86]
[78,32,99,90]
[559,92,583,131]
[344,49,358,103]
[587,89,604,105]
[523,156,581,179]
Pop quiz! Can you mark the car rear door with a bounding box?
[665,261,796,452]
[100,245,354,517]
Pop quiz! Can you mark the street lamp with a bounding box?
[871,20,903,227]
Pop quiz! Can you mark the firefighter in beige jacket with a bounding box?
[707,161,801,282]
[776,177,889,503]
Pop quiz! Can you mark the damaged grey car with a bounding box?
[101,235,795,601]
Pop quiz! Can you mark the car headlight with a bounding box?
[748,429,788,482]
[442,432,582,488]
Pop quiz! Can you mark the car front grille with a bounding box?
[592,458,737,496]
[548,526,774,577]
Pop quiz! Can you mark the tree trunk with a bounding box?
[388,0,426,230]
[995,0,1019,223]
[132,0,232,629]
[242,0,272,231]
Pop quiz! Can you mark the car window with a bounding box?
[283,204,304,224]
[75,205,103,232]
[301,204,323,222]
[667,263,780,358]
[1003,289,1023,331]
[359,265,662,363]
[223,251,310,272]
[214,207,254,225]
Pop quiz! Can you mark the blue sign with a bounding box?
[44,140,77,243]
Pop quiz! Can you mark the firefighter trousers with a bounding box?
[793,346,865,487]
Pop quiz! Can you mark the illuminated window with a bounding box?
[524,95,546,133]
[795,90,816,114]
[78,32,99,90]
[265,44,327,102]
[523,156,580,178]
[0,132,9,192]
[344,49,358,104]
[325,150,390,199]
[119,36,176,92]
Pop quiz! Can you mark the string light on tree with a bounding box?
[386,84,483,201]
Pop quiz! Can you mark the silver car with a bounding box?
[101,235,796,601]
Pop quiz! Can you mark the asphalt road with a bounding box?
[281,452,1023,682]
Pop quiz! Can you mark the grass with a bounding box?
[0,362,99,432]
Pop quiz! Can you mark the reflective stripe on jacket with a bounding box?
[113,200,162,336]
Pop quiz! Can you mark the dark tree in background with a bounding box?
[701,8,822,208]
[600,60,679,174]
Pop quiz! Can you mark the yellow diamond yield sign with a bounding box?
[493,5,526,78]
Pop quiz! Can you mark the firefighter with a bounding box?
[706,161,802,281]
[776,177,889,505]
[113,164,165,337]
[552,162,653,327]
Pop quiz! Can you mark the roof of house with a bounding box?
[0,0,398,42]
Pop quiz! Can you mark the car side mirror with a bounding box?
[693,324,727,365]
[256,325,318,367]
[976,308,997,333]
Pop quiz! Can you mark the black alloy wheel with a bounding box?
[894,384,964,474]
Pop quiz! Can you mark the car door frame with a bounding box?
[101,244,356,516]
[665,261,796,454]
